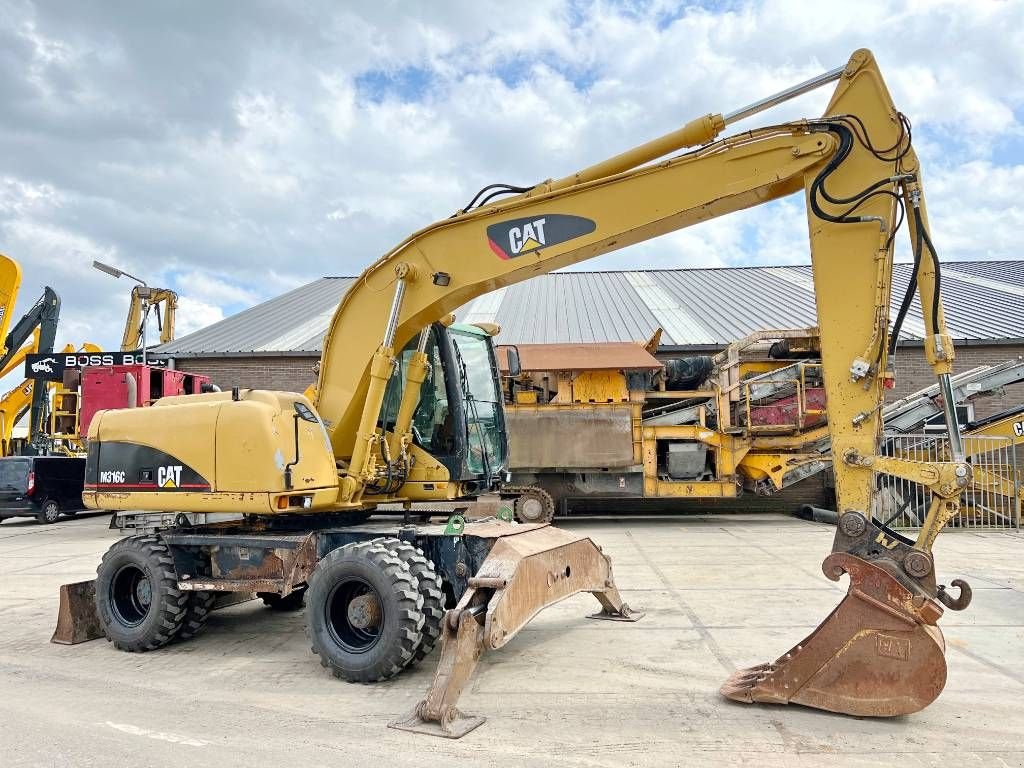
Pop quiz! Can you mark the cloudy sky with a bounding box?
[2,0,1022,360]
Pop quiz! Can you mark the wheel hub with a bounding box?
[135,579,153,608]
[347,593,382,629]
[326,577,384,653]
[110,564,153,627]
[520,498,543,521]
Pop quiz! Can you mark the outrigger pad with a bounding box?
[587,603,645,622]
[720,553,947,717]
[389,704,485,739]
[51,580,103,645]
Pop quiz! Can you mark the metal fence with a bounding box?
[875,433,1021,531]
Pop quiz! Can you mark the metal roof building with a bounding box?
[158,260,1024,358]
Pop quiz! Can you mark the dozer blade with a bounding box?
[51,580,104,645]
[51,579,253,645]
[721,552,946,717]
[390,522,642,738]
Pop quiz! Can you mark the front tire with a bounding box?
[36,499,61,524]
[306,542,424,683]
[95,535,187,652]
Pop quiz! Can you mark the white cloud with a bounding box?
[175,297,225,336]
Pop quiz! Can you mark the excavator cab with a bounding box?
[383,322,509,494]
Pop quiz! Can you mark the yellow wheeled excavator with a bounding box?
[68,49,974,735]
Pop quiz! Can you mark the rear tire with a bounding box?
[258,587,307,611]
[306,542,423,683]
[175,591,216,642]
[95,535,187,652]
[36,499,61,524]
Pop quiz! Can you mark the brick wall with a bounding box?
[174,356,318,392]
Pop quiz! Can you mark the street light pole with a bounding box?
[92,260,150,365]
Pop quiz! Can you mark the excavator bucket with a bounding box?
[390,522,643,738]
[721,552,947,716]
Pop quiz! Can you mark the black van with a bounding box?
[0,456,87,524]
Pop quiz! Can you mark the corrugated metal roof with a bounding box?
[157,277,356,356]
[156,261,1024,358]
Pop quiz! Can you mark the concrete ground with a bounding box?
[0,512,1022,768]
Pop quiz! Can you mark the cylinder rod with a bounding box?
[543,60,847,194]
[723,64,846,126]
[383,278,407,350]
[938,373,965,463]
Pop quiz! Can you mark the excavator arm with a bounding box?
[120,286,177,351]
[1,285,61,453]
[0,254,23,355]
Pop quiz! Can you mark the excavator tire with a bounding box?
[175,590,216,642]
[306,541,424,683]
[509,485,556,524]
[258,587,307,611]
[383,539,445,666]
[94,535,188,652]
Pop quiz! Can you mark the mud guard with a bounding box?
[390,523,642,738]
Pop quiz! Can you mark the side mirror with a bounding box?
[505,345,522,377]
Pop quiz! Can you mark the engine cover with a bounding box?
[83,390,339,514]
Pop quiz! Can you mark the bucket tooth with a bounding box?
[721,552,947,717]
[390,523,642,738]
[51,580,103,645]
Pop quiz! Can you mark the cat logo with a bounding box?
[487,214,596,260]
[157,465,183,488]
[1014,421,1024,438]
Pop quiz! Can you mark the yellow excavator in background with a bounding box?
[0,327,42,456]
[120,286,177,352]
[71,50,975,734]
[0,254,62,453]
